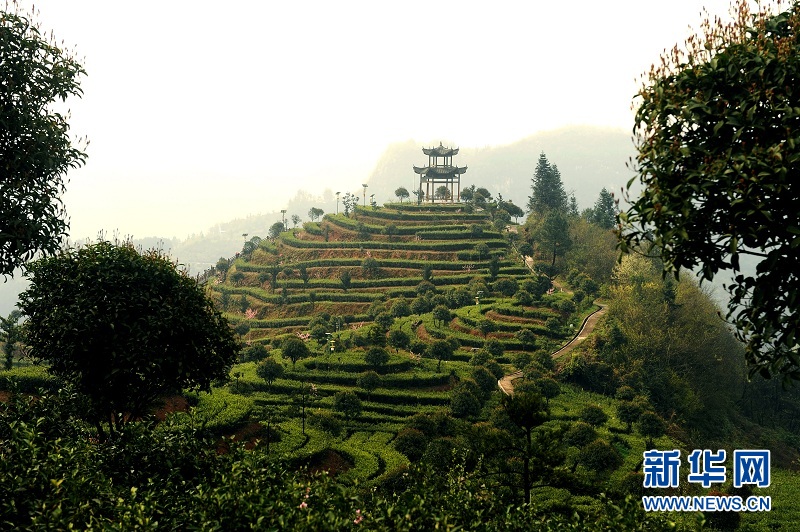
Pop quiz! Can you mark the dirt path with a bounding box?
[497,302,607,396]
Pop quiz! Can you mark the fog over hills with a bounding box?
[0,126,637,316]
[367,126,636,210]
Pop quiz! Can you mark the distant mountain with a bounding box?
[365,126,636,212]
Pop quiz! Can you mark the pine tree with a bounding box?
[589,188,616,229]
[527,153,567,215]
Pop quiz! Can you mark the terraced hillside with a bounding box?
[203,202,596,483]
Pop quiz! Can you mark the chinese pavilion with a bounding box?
[413,143,467,203]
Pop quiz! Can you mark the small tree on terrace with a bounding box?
[435,185,451,201]
[428,339,454,372]
[365,346,390,370]
[268,222,285,239]
[281,336,310,368]
[333,390,362,422]
[256,358,285,392]
[388,329,410,353]
[395,187,410,203]
[432,305,451,328]
[308,207,324,222]
[291,214,301,228]
[19,240,240,436]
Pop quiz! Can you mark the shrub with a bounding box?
[394,428,427,462]
[564,422,597,448]
[580,405,609,427]
[580,439,623,473]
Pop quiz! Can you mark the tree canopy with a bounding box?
[1,7,87,276]
[527,153,567,215]
[18,240,240,433]
[618,1,800,381]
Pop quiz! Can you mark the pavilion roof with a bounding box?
[422,143,459,157]
[413,165,467,176]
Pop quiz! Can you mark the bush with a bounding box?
[394,428,427,462]
[579,405,609,427]
[564,422,597,448]
[580,439,623,473]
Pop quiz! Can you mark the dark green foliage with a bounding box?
[394,187,410,203]
[580,439,623,473]
[339,270,351,291]
[390,297,411,317]
[483,339,504,357]
[240,343,269,363]
[563,422,597,448]
[586,188,616,229]
[256,358,284,390]
[616,401,644,433]
[1,311,23,370]
[514,329,536,351]
[492,277,518,296]
[0,8,87,275]
[364,346,390,369]
[428,339,454,372]
[579,405,609,427]
[536,211,572,267]
[332,390,362,421]
[619,3,800,381]
[308,207,324,221]
[19,241,239,432]
[394,427,427,461]
[477,319,495,338]
[357,370,380,397]
[361,257,380,278]
[534,377,560,404]
[281,337,310,367]
[637,411,666,447]
[432,305,451,327]
[0,389,678,530]
[527,152,568,215]
[471,366,497,398]
[450,383,482,418]
[308,409,342,436]
[388,329,410,353]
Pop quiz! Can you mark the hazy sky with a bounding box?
[19,0,739,240]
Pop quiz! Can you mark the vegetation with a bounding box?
[619,0,800,381]
[18,240,240,436]
[0,6,87,276]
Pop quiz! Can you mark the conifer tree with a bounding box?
[527,153,568,215]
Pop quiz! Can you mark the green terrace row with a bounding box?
[279,233,508,251]
[352,204,488,220]
[219,272,516,291]
[235,258,495,272]
[323,215,503,239]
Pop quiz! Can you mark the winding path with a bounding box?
[497,302,607,396]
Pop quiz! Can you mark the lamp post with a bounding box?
[362,184,368,207]
[335,191,340,215]
[281,209,287,231]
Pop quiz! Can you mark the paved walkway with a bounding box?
[497,302,607,396]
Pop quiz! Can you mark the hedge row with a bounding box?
[301,359,412,374]
[237,258,491,272]
[283,370,449,389]
[416,230,503,241]
[326,215,468,236]
[491,303,559,320]
[352,206,488,221]
[280,233,507,252]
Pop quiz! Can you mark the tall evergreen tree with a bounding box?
[589,188,616,229]
[527,153,568,215]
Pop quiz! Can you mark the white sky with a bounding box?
[17,0,739,240]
